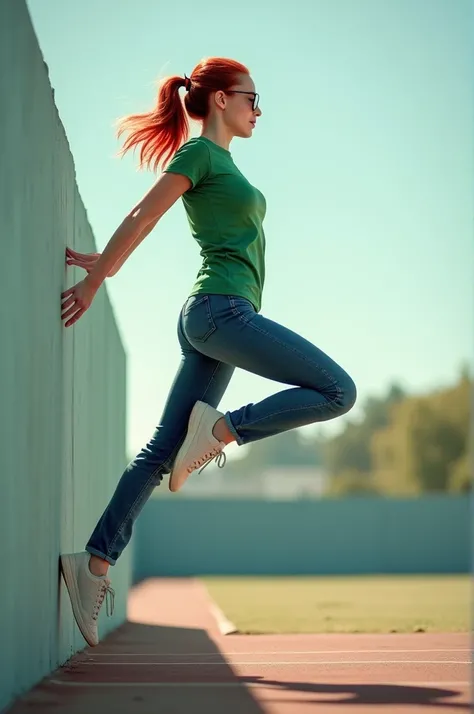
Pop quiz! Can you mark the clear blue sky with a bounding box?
[28,0,473,460]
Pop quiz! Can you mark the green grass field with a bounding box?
[202,574,471,634]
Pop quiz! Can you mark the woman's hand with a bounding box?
[61,276,99,328]
[66,247,116,277]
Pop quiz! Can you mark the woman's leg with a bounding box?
[182,294,356,446]
[85,310,234,565]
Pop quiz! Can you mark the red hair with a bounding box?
[116,57,250,171]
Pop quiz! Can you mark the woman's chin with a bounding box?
[237,126,254,139]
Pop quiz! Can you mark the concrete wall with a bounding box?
[133,495,471,581]
[0,2,131,711]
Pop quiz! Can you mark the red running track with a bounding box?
[6,578,471,714]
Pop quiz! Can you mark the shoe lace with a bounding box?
[92,580,115,620]
[187,446,226,475]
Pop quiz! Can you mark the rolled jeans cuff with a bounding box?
[224,412,244,446]
[85,546,117,566]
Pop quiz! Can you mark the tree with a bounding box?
[449,452,472,493]
[372,372,471,494]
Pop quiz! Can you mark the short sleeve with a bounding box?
[164,139,211,189]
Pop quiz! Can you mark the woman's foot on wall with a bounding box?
[60,552,115,647]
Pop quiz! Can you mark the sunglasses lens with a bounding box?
[254,94,259,110]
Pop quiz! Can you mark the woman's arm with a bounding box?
[107,215,159,275]
[86,171,191,289]
[65,217,159,276]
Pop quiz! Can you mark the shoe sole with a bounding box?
[60,555,98,647]
[169,401,209,493]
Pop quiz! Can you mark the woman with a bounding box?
[60,57,357,647]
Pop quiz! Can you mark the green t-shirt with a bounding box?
[164,136,266,312]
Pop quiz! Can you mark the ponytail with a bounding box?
[116,57,249,172]
[116,75,188,172]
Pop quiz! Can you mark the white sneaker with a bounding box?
[169,401,227,492]
[60,551,115,647]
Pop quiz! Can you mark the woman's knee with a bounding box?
[337,373,357,414]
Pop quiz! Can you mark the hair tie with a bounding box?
[184,74,192,92]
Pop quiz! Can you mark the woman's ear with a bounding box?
[213,90,227,110]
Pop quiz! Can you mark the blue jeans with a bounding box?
[86,294,356,564]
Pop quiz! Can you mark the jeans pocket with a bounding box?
[182,295,217,343]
